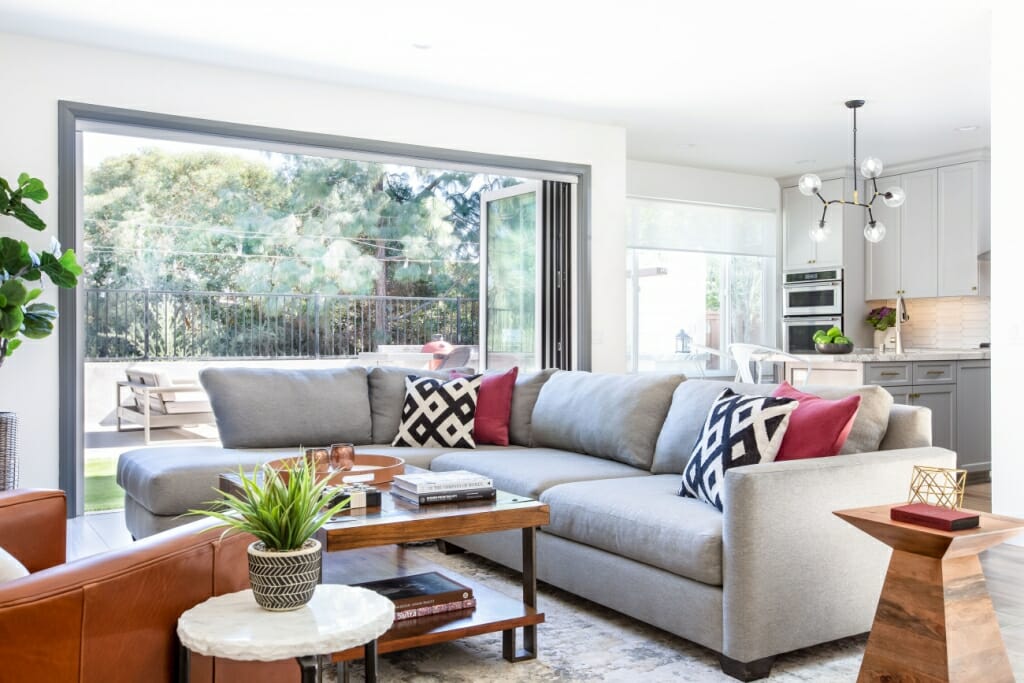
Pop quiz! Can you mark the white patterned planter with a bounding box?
[247,539,321,611]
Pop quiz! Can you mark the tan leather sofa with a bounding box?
[0,489,296,682]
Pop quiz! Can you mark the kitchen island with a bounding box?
[784,347,990,479]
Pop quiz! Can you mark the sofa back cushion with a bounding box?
[368,366,468,444]
[651,379,895,473]
[508,369,558,446]
[200,367,373,448]
[530,371,685,469]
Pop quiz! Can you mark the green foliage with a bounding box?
[189,456,350,551]
[0,174,82,367]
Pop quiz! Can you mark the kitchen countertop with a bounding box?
[787,348,991,363]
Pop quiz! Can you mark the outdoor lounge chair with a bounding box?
[116,367,216,444]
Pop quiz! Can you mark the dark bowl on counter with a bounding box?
[815,342,855,355]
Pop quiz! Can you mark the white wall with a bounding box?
[990,2,1024,536]
[626,160,780,210]
[0,32,627,489]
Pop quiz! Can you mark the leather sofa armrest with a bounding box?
[0,489,67,572]
[720,446,955,664]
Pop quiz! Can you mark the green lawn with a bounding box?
[85,453,124,512]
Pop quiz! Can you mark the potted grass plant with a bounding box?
[190,456,349,611]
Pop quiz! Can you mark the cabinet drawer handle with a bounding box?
[925,370,945,375]
[880,371,901,377]
[909,393,921,399]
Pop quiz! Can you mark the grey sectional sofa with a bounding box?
[116,365,952,680]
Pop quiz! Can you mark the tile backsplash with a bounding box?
[867,297,990,349]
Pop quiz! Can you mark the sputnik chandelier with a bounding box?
[798,99,905,244]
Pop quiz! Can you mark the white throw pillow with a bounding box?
[0,546,29,582]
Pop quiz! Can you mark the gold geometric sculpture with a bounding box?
[907,465,967,510]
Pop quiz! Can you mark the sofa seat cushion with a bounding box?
[541,474,724,586]
[117,446,296,515]
[531,371,685,469]
[356,445,472,470]
[429,448,650,499]
[200,366,373,448]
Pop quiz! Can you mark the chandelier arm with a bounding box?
[819,204,829,226]
[815,191,828,205]
[867,206,876,225]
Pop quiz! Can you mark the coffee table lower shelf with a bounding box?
[330,568,544,664]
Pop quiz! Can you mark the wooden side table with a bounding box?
[177,584,394,683]
[835,504,1024,683]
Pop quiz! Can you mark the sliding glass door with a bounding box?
[479,182,542,371]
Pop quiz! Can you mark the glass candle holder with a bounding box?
[329,443,356,474]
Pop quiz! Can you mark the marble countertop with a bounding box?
[788,348,991,363]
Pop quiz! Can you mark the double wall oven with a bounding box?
[782,268,843,354]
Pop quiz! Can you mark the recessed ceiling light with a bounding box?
[955,125,979,132]
[412,43,432,50]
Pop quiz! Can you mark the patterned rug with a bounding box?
[328,544,867,682]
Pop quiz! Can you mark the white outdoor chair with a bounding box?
[727,343,812,386]
[116,368,215,444]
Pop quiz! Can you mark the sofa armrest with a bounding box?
[720,446,955,663]
[0,489,67,572]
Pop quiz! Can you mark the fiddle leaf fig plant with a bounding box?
[0,173,82,368]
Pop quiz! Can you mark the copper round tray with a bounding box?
[269,453,405,485]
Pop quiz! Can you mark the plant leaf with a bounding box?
[11,203,45,231]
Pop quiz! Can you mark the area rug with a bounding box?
[328,544,867,682]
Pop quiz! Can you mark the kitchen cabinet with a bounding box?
[956,360,991,473]
[938,163,988,297]
[863,359,989,475]
[782,178,844,271]
[910,384,957,452]
[863,161,988,301]
[900,170,939,298]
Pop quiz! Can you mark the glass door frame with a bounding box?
[57,101,590,517]
[479,181,543,372]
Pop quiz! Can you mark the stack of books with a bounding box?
[390,470,495,505]
[353,571,476,621]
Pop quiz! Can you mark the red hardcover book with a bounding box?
[890,503,980,531]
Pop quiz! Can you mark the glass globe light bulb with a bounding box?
[809,220,830,242]
[864,220,887,243]
[797,173,822,196]
[882,185,906,208]
[860,157,884,179]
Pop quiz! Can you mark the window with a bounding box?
[626,197,777,375]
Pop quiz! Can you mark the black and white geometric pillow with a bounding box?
[680,388,799,511]
[392,375,482,449]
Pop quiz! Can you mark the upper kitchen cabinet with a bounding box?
[863,160,989,300]
[938,162,990,297]
[782,178,843,271]
[865,170,939,300]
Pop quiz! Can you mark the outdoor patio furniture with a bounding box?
[116,368,215,444]
[437,346,472,369]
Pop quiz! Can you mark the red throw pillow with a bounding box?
[771,382,861,461]
[450,367,518,446]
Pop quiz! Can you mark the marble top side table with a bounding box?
[177,584,394,683]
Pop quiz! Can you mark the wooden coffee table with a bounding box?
[834,504,1024,683]
[219,470,549,668]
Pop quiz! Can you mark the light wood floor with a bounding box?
[67,483,1024,675]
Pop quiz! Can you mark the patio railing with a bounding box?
[84,288,479,361]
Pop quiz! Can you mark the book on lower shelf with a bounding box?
[394,597,477,621]
[390,485,496,505]
[890,503,980,531]
[352,571,475,614]
[392,470,493,494]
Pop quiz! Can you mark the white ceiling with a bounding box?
[0,0,991,177]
